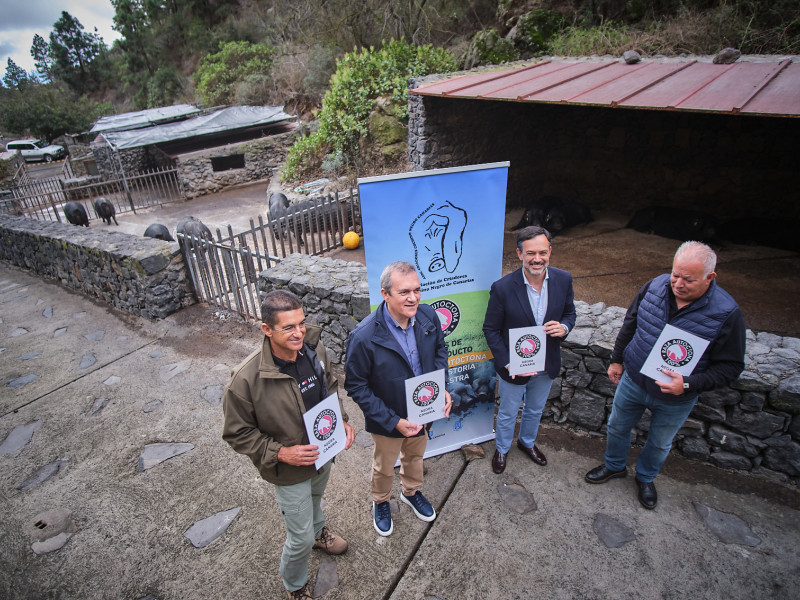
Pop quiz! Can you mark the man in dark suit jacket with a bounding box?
[482,225,576,474]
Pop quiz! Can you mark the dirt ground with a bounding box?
[97,181,800,337]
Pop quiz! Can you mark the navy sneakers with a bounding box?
[400,491,436,522]
[373,501,393,536]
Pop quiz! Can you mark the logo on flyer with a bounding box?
[660,339,693,367]
[313,409,337,441]
[430,299,460,337]
[514,334,541,357]
[412,381,439,407]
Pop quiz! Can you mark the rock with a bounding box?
[460,444,485,462]
[773,375,800,414]
[726,406,785,439]
[160,361,191,382]
[83,330,105,341]
[622,50,641,64]
[497,482,537,514]
[313,557,339,597]
[142,400,163,413]
[678,436,710,460]
[708,425,760,458]
[593,513,636,548]
[32,532,73,554]
[709,450,752,471]
[78,353,97,370]
[713,48,741,64]
[567,389,606,430]
[201,384,224,405]
[27,507,76,542]
[138,442,195,471]
[17,460,68,491]
[0,420,43,454]
[89,397,110,416]
[694,502,760,546]
[183,507,241,548]
[762,435,800,477]
[8,373,38,388]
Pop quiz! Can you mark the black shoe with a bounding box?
[585,464,628,484]
[492,450,507,474]
[636,479,657,509]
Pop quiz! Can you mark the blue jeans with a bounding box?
[273,462,332,592]
[495,373,554,454]
[605,372,697,483]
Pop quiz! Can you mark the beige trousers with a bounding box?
[370,433,427,502]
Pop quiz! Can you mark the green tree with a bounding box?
[194,40,275,106]
[31,34,54,82]
[0,82,109,141]
[49,11,107,93]
[3,59,29,90]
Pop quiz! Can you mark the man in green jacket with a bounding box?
[223,290,355,600]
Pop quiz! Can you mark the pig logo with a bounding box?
[313,409,338,441]
[660,339,693,367]
[514,334,541,358]
[412,381,440,407]
[430,299,460,337]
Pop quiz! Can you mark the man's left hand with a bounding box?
[443,390,452,418]
[656,369,686,396]
[343,421,355,450]
[543,320,567,338]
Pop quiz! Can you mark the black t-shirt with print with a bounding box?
[273,347,325,411]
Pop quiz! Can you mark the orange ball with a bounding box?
[343,231,360,249]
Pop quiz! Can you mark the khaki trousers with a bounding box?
[370,433,427,502]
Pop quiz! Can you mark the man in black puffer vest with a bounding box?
[585,241,746,509]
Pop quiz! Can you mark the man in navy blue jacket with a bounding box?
[483,226,576,475]
[345,261,451,537]
[585,241,746,509]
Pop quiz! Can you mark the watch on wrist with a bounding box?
[683,382,690,390]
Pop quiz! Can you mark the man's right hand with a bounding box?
[277,444,320,466]
[608,363,624,385]
[396,419,423,437]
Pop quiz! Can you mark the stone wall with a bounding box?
[257,254,800,480]
[256,254,370,365]
[407,72,800,220]
[0,215,194,319]
[176,131,296,199]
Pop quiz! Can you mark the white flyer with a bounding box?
[405,368,447,425]
[640,323,711,384]
[303,392,346,469]
[508,326,547,376]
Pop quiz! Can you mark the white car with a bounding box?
[5,139,68,163]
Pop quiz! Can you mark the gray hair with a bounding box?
[674,241,717,276]
[516,225,552,251]
[260,290,302,327]
[380,261,417,293]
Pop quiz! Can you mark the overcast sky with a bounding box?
[0,0,122,75]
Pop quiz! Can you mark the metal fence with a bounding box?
[1,165,184,222]
[178,190,361,320]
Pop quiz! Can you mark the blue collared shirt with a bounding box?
[523,267,549,326]
[384,307,423,376]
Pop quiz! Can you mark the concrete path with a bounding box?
[1,263,798,600]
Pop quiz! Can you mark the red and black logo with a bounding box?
[660,339,694,367]
[430,299,460,337]
[312,409,337,441]
[412,381,439,407]
[514,334,541,358]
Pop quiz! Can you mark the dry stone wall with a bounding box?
[0,215,194,319]
[258,255,800,481]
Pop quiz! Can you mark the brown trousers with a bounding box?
[370,433,427,503]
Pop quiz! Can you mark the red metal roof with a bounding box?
[410,58,800,117]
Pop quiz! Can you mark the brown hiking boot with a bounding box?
[313,526,348,555]
[287,583,313,599]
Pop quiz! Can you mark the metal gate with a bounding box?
[2,166,184,222]
[178,190,361,320]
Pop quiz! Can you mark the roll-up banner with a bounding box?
[357,162,509,458]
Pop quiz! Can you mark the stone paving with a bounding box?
[2,262,800,600]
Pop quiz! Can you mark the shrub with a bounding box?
[282,39,456,181]
[195,41,275,106]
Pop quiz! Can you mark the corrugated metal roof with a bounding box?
[410,58,800,117]
[90,104,203,133]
